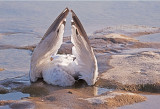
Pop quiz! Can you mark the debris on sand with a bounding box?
[0,87,9,94]
[0,68,4,71]
[105,33,138,42]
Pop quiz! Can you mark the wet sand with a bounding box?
[0,25,160,108]
[1,1,160,108]
[0,80,146,109]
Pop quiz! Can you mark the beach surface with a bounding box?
[0,1,160,109]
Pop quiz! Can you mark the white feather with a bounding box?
[42,55,76,87]
[71,25,98,85]
[29,24,64,82]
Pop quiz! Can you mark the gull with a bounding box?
[29,8,98,87]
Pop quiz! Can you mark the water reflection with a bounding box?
[96,87,113,95]
[0,92,29,100]
[136,33,160,43]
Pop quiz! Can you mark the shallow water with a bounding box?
[0,1,160,108]
[136,33,160,43]
[96,87,113,95]
[0,33,40,46]
[121,48,160,55]
[0,92,29,100]
[0,1,160,36]
[0,105,10,109]
[119,94,160,109]
[0,78,113,100]
[0,49,31,81]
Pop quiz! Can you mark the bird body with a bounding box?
[29,8,98,87]
[42,54,77,86]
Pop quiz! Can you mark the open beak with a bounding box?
[42,7,69,40]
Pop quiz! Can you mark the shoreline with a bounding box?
[0,25,160,108]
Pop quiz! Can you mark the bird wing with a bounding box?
[30,8,69,82]
[37,8,69,57]
[71,10,98,85]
